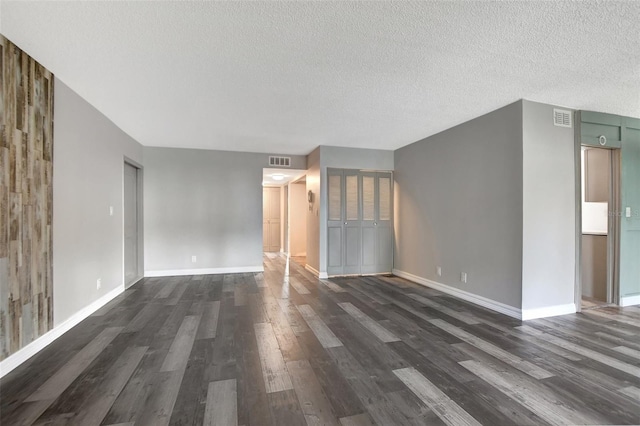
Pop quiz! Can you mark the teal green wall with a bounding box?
[579,112,640,301]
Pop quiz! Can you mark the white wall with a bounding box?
[394,102,524,309]
[521,100,576,316]
[289,182,307,256]
[53,79,143,325]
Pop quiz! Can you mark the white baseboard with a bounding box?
[620,294,640,307]
[521,303,576,320]
[392,269,522,320]
[305,264,328,280]
[0,286,123,378]
[145,265,263,277]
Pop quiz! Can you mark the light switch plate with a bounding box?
[626,207,632,218]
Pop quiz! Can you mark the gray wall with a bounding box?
[53,79,143,325]
[289,182,307,256]
[144,147,306,273]
[521,100,576,311]
[394,102,524,309]
[318,146,394,275]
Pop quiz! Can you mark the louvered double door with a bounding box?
[327,169,393,276]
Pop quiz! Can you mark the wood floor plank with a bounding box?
[253,322,294,393]
[583,308,640,327]
[618,385,640,400]
[327,346,413,426]
[287,359,339,426]
[337,302,400,343]
[289,276,311,295]
[70,346,148,426]
[267,389,307,425]
[320,279,347,293]
[160,315,201,372]
[204,378,238,426]
[429,319,554,379]
[197,300,221,339]
[459,359,605,426]
[613,345,640,359]
[25,327,123,402]
[517,325,640,378]
[393,367,482,426]
[297,304,343,348]
[3,256,638,426]
[154,280,178,299]
[135,370,183,426]
[339,413,376,426]
[407,293,480,325]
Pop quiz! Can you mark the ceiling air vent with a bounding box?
[269,156,291,167]
[553,109,572,128]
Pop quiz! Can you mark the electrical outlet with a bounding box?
[460,272,467,283]
[437,266,442,277]
[191,255,197,263]
[109,206,114,216]
[97,278,102,290]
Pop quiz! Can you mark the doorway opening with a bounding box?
[579,146,620,310]
[124,160,143,288]
[288,175,308,269]
[262,168,307,267]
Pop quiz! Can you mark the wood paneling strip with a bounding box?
[0,35,54,360]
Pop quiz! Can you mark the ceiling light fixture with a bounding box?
[271,173,286,181]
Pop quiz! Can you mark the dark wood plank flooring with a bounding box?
[1,254,639,425]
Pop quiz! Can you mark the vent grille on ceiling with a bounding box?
[553,109,572,128]
[269,156,291,167]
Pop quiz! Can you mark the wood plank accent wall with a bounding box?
[0,35,54,360]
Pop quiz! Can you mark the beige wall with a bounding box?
[289,182,307,256]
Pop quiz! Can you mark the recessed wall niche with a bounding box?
[0,35,54,360]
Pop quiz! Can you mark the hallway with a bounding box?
[1,255,639,425]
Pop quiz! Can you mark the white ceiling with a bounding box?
[1,1,639,155]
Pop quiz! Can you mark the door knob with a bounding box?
[344,222,348,225]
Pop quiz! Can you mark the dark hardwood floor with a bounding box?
[1,253,639,425]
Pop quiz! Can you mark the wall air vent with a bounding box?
[553,109,572,128]
[268,156,291,167]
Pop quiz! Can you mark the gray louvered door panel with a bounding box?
[327,170,344,275]
[360,172,377,274]
[327,168,393,276]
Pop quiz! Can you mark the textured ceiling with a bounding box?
[1,1,639,155]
